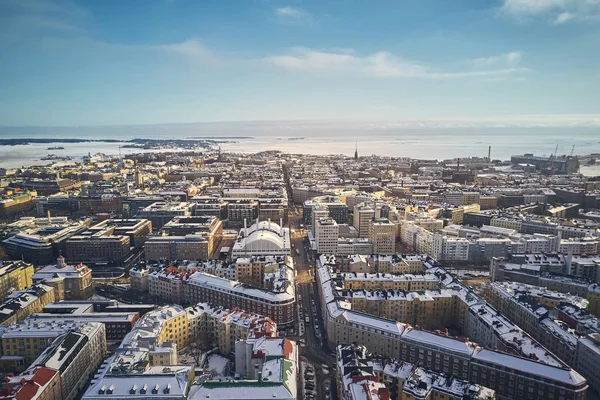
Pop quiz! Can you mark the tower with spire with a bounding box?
[354,142,358,160]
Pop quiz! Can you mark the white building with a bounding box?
[316,218,339,254]
[232,219,291,258]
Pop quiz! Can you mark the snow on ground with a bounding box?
[205,353,231,378]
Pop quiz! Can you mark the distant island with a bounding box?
[0,138,125,146]
[187,136,253,139]
[0,138,224,150]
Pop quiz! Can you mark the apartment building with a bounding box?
[577,333,600,397]
[315,218,339,254]
[82,306,194,400]
[148,267,194,304]
[226,198,259,223]
[145,234,213,261]
[0,319,105,372]
[0,284,55,326]
[316,255,588,400]
[369,218,396,254]
[234,255,292,288]
[185,272,295,326]
[161,215,222,251]
[83,302,281,400]
[0,366,62,400]
[192,336,297,400]
[32,256,93,300]
[0,319,106,400]
[0,261,34,302]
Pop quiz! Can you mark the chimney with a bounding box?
[378,388,390,400]
[488,146,492,162]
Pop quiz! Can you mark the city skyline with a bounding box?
[1,0,599,127]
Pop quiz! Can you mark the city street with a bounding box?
[288,205,336,400]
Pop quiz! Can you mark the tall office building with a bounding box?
[354,203,375,238]
[369,218,396,254]
[315,218,339,254]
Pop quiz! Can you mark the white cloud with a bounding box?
[554,12,575,24]
[263,47,529,79]
[501,0,600,24]
[157,38,217,63]
[276,6,312,24]
[472,52,522,68]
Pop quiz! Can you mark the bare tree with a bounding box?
[189,333,212,367]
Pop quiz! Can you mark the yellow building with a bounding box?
[0,320,103,373]
[0,261,34,302]
[0,284,55,326]
[342,273,438,291]
[587,284,600,318]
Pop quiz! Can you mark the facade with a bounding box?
[32,256,93,300]
[1,319,106,400]
[0,261,34,302]
[185,272,295,326]
[235,255,292,288]
[0,284,55,326]
[66,232,131,265]
[160,215,223,257]
[145,235,212,261]
[226,198,259,223]
[577,333,600,397]
[354,203,376,238]
[82,303,279,400]
[129,264,150,291]
[316,255,589,400]
[315,218,339,254]
[64,217,151,266]
[337,344,496,400]
[369,218,396,254]
[2,221,88,265]
[0,366,62,400]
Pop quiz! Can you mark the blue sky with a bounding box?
[0,0,599,127]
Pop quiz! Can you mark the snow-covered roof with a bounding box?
[472,348,586,385]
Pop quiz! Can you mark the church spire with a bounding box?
[354,142,358,160]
